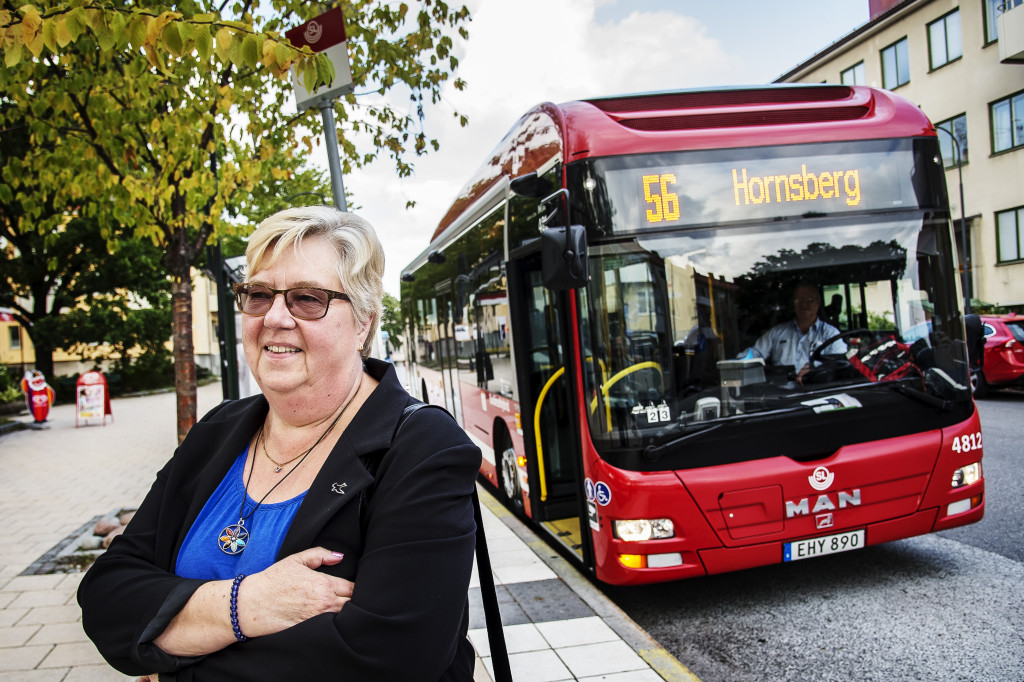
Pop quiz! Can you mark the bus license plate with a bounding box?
[784,529,865,562]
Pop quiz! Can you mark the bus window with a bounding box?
[580,213,971,464]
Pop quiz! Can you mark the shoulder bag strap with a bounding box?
[394,403,513,682]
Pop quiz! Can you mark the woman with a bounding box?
[78,207,482,681]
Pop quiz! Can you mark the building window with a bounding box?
[7,326,19,350]
[928,10,962,69]
[936,114,969,167]
[997,207,1024,263]
[991,91,1024,153]
[841,61,865,85]
[986,0,1024,44]
[881,37,910,89]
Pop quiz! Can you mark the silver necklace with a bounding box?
[217,375,363,555]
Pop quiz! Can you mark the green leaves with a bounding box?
[0,2,320,78]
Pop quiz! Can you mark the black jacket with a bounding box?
[78,359,481,681]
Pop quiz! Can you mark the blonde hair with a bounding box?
[246,206,384,358]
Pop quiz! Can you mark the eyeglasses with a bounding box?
[232,283,351,320]
[793,297,818,305]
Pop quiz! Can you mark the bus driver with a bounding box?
[744,282,847,383]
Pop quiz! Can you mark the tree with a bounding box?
[0,215,171,380]
[0,0,470,441]
[381,291,403,351]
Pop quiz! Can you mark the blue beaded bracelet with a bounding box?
[230,574,247,642]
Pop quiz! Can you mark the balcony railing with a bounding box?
[998,0,1024,63]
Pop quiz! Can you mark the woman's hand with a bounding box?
[237,547,353,638]
[153,547,351,657]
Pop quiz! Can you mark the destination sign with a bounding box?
[599,144,922,233]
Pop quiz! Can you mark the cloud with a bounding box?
[342,0,747,295]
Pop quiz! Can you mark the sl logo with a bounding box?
[809,466,835,491]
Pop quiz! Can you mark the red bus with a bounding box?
[399,85,985,585]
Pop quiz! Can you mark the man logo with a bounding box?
[809,465,834,491]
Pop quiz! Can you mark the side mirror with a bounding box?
[541,224,588,290]
[510,171,552,198]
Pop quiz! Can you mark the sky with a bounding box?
[310,0,872,296]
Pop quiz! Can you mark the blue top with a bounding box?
[175,446,306,580]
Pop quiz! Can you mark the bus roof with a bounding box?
[428,84,933,243]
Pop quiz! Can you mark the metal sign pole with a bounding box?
[319,103,348,212]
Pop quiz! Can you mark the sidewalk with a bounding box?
[0,384,695,681]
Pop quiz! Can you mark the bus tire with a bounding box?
[496,428,524,514]
[974,371,989,399]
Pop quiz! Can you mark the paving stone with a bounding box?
[505,578,594,624]
[556,640,650,678]
[28,622,90,646]
[19,604,82,626]
[62,664,135,681]
[1,575,66,593]
[38,641,107,668]
[0,607,27,627]
[0,643,50,672]
[0,669,69,681]
[7,590,72,609]
[0,623,40,647]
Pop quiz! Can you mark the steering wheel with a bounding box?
[809,328,869,364]
[802,328,869,384]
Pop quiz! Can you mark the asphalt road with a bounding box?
[604,392,1024,682]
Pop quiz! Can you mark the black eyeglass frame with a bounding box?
[231,283,351,320]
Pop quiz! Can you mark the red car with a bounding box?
[975,314,1024,397]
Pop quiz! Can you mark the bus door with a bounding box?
[435,292,464,424]
[510,253,590,563]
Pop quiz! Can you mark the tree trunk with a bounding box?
[30,337,55,383]
[171,277,197,444]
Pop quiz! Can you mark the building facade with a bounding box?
[0,270,221,380]
[777,0,1024,311]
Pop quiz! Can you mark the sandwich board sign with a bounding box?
[76,371,113,427]
[286,7,354,111]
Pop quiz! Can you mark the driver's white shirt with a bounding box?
[750,318,846,369]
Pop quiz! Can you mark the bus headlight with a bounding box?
[951,462,982,489]
[613,518,675,541]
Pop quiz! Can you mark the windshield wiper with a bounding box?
[644,405,814,460]
[887,381,953,411]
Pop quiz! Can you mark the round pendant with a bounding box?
[218,522,249,555]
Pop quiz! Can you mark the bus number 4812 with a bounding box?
[950,432,982,453]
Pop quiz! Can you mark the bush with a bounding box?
[116,351,174,393]
[0,367,22,403]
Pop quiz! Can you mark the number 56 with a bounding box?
[643,174,680,223]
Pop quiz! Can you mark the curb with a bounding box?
[478,491,700,682]
[0,419,27,437]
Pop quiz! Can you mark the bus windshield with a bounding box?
[576,165,972,472]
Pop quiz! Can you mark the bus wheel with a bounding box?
[497,432,524,514]
[973,370,989,399]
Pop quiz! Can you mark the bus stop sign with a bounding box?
[286,7,354,111]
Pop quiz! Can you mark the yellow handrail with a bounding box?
[589,361,663,432]
[533,366,564,502]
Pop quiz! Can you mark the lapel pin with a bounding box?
[331,482,348,495]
